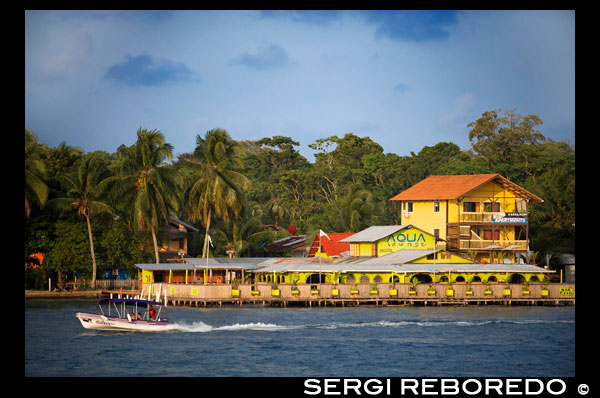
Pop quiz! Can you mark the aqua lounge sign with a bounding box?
[379,229,434,254]
[493,212,527,223]
[387,231,427,244]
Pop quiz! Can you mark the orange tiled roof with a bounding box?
[389,174,542,202]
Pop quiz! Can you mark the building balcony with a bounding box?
[446,239,527,252]
[451,212,528,225]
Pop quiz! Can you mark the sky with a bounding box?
[25,10,575,162]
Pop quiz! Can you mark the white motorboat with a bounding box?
[76,298,169,332]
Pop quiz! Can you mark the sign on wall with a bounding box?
[379,229,435,255]
[493,212,527,223]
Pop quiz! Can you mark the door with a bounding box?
[483,229,500,241]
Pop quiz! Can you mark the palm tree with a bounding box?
[115,128,182,263]
[25,128,48,218]
[43,141,84,184]
[334,187,375,232]
[265,193,285,226]
[182,128,250,258]
[48,154,116,288]
[214,216,286,258]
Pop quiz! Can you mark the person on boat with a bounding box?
[149,305,156,320]
[137,312,142,320]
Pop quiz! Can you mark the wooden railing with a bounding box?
[458,240,527,250]
[68,279,139,290]
[459,213,527,223]
[460,213,495,223]
[143,282,574,303]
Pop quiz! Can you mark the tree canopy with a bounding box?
[24,108,575,289]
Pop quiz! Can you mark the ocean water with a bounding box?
[25,300,574,377]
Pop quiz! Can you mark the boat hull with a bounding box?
[76,312,169,332]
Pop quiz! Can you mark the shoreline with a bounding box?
[25,290,106,300]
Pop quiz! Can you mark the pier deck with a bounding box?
[121,282,575,308]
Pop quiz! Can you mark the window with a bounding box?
[406,202,413,212]
[484,201,501,212]
[463,201,480,213]
[483,229,500,240]
[433,201,440,212]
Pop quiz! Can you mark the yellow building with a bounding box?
[242,248,550,286]
[338,225,438,256]
[389,174,543,263]
[137,221,553,288]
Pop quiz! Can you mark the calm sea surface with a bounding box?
[25,300,574,377]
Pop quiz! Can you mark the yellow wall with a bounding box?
[464,183,523,211]
[377,228,436,255]
[351,228,437,256]
[410,252,472,264]
[141,269,154,283]
[314,247,335,260]
[353,243,375,256]
[257,269,546,286]
[407,271,546,285]
[402,200,447,237]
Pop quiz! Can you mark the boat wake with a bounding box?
[166,321,296,333]
[165,319,572,333]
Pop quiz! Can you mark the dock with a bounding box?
[131,282,574,308]
[25,290,106,299]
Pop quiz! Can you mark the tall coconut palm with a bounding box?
[115,128,182,263]
[265,193,285,226]
[182,128,249,258]
[25,128,49,218]
[43,141,84,179]
[48,154,116,288]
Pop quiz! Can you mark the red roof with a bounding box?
[308,233,354,258]
[389,174,542,202]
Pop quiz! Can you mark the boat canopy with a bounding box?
[97,298,163,308]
